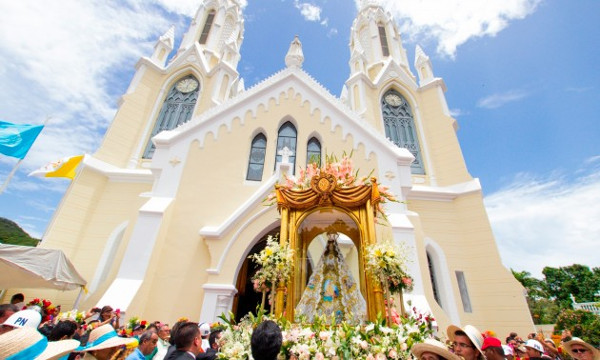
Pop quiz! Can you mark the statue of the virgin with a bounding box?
[295,231,367,324]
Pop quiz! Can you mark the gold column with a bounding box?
[274,208,289,318]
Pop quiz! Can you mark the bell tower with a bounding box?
[177,0,244,72]
[94,0,245,167]
[344,1,415,121]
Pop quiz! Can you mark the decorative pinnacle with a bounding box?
[285,35,304,68]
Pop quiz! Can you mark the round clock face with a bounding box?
[385,94,402,107]
[176,78,199,93]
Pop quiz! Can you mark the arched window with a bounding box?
[306,137,321,166]
[143,75,200,159]
[246,133,267,181]
[199,10,216,45]
[381,90,425,174]
[274,121,297,173]
[427,251,442,307]
[378,24,390,57]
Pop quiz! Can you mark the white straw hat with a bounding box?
[0,327,79,360]
[447,324,484,357]
[2,309,42,329]
[411,338,462,360]
[563,337,600,360]
[80,324,137,352]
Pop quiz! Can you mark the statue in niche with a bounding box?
[295,230,367,324]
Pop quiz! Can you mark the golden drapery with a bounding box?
[276,176,381,213]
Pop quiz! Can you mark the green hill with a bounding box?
[0,217,39,246]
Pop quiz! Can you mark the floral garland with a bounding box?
[249,235,294,292]
[25,298,59,322]
[56,309,86,325]
[218,307,435,360]
[265,153,398,217]
[365,241,414,294]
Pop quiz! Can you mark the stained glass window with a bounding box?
[381,90,425,174]
[246,133,267,181]
[143,75,199,159]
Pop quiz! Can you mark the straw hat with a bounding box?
[447,324,484,356]
[80,324,137,352]
[0,327,79,360]
[411,338,462,360]
[563,337,600,360]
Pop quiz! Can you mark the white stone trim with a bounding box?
[97,196,174,311]
[199,175,278,239]
[151,67,414,167]
[87,221,129,296]
[200,283,238,323]
[84,155,153,183]
[424,237,461,325]
[408,179,482,201]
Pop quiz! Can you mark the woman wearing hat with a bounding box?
[411,338,462,360]
[0,326,80,360]
[447,324,485,360]
[79,324,137,360]
[563,338,600,360]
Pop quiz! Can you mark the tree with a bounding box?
[511,269,547,299]
[554,309,600,345]
[543,265,600,310]
[0,217,39,246]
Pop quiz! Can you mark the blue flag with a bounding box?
[0,120,45,159]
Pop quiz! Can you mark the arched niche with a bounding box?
[274,173,386,322]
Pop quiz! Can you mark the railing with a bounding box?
[570,294,600,315]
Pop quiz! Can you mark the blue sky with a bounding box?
[0,0,598,278]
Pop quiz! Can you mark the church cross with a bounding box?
[278,146,293,164]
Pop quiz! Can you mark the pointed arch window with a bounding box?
[427,251,442,307]
[246,133,267,181]
[275,121,297,173]
[381,90,425,174]
[306,137,321,166]
[378,25,390,57]
[143,75,199,159]
[199,10,216,45]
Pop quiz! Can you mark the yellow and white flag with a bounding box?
[28,155,84,180]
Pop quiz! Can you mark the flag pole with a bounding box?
[0,116,51,195]
[0,159,24,194]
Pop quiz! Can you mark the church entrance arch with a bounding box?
[232,227,313,322]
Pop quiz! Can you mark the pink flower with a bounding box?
[388,349,398,359]
[315,353,325,360]
[376,353,387,360]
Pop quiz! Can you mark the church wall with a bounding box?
[415,88,471,186]
[20,169,150,310]
[408,194,534,336]
[95,68,168,167]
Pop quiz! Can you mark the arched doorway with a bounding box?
[232,228,314,322]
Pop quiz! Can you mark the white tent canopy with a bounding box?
[0,244,86,291]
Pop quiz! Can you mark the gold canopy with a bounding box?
[273,174,385,322]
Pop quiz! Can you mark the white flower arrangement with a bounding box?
[249,234,294,310]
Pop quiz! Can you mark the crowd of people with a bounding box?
[0,293,598,360]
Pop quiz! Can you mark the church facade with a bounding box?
[33,0,534,335]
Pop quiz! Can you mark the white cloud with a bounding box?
[449,108,468,117]
[477,89,528,109]
[356,0,541,57]
[0,1,189,171]
[327,28,339,38]
[485,169,600,278]
[294,1,322,22]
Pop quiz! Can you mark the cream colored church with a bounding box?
[27,0,533,335]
